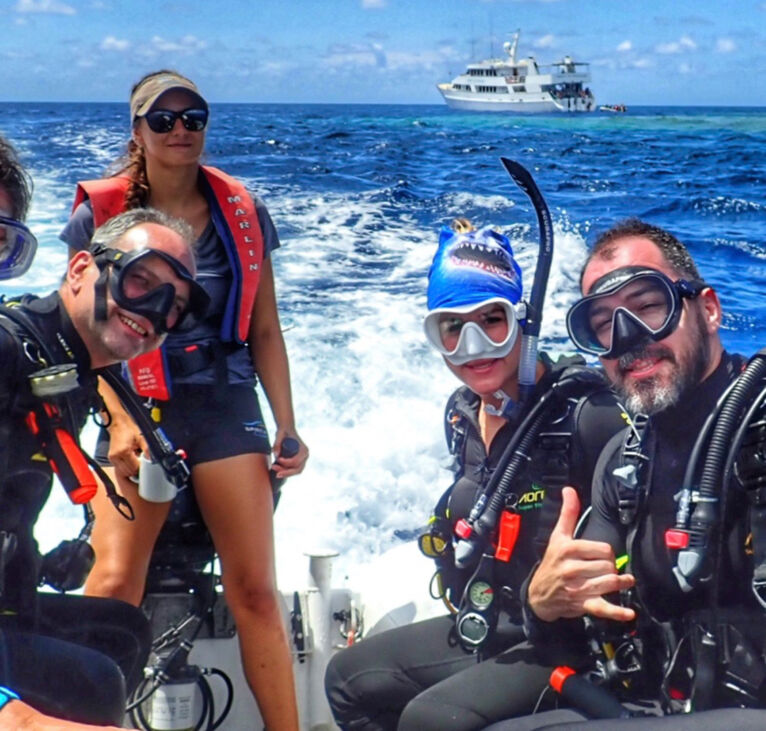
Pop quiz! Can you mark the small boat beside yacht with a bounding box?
[437,30,595,113]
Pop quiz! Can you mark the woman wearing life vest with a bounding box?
[60,70,308,729]
[324,220,623,730]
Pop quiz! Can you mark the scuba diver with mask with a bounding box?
[324,160,625,731]
[486,219,766,730]
[0,195,208,729]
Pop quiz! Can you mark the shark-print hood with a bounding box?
[426,226,523,311]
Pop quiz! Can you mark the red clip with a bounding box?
[454,519,472,540]
[665,529,689,549]
[494,510,521,562]
[550,666,576,694]
[25,411,40,435]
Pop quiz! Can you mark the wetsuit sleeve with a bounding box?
[520,431,627,645]
[253,195,280,259]
[580,431,627,553]
[59,201,95,251]
[0,327,22,478]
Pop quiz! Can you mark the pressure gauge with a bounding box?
[468,580,494,609]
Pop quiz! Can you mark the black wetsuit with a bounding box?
[0,293,151,725]
[325,358,625,731]
[506,351,766,730]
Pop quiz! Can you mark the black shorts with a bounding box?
[96,383,271,467]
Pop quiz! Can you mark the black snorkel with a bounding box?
[451,159,574,649]
[500,157,553,402]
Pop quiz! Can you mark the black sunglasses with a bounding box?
[142,108,208,134]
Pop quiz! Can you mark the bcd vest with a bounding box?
[430,356,625,616]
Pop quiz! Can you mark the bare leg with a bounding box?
[192,453,299,731]
[84,467,171,606]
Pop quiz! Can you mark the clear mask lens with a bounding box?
[424,298,519,366]
[566,269,703,359]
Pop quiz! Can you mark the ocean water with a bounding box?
[1,103,764,591]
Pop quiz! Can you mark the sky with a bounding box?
[2,0,765,106]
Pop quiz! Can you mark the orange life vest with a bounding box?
[72,165,264,344]
[73,166,264,399]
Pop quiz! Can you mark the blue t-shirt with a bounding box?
[59,186,280,386]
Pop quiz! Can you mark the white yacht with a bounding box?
[437,31,595,113]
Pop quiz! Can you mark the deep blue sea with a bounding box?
[2,103,764,586]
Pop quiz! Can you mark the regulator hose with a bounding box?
[672,350,766,593]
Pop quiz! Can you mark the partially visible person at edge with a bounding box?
[486,219,765,730]
[0,199,203,729]
[59,70,308,728]
[324,220,625,730]
[0,137,36,279]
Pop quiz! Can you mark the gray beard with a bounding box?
[621,377,681,416]
[616,310,710,417]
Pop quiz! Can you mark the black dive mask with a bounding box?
[566,266,707,360]
[0,215,37,280]
[90,244,210,335]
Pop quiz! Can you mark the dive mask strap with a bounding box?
[93,265,110,323]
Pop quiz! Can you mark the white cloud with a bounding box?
[631,58,654,69]
[100,35,130,52]
[617,40,632,52]
[362,0,386,7]
[679,62,693,74]
[320,41,459,75]
[715,38,736,53]
[15,0,75,14]
[533,34,555,49]
[322,44,385,70]
[680,35,697,50]
[150,35,207,53]
[655,35,696,54]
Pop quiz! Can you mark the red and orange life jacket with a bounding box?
[73,165,264,399]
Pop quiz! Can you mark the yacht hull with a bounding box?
[437,85,594,113]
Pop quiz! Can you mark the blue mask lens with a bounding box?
[0,216,37,280]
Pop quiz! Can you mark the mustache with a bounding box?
[617,343,676,372]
